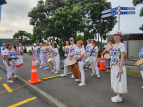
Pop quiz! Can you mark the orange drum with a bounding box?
[68,60,81,79]
[104,53,111,59]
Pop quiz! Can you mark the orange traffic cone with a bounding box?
[29,58,41,84]
[98,56,106,71]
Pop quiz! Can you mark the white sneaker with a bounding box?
[79,82,86,86]
[55,71,58,74]
[12,74,17,78]
[51,70,55,72]
[46,67,49,70]
[71,75,74,78]
[7,80,14,83]
[91,73,96,76]
[75,79,81,82]
[106,69,109,72]
[61,74,67,77]
[39,66,42,68]
[111,96,117,100]
[97,75,100,79]
[111,97,122,103]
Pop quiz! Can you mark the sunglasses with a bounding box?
[69,40,73,41]
[91,42,94,43]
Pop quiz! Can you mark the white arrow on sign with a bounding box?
[101,12,118,18]
[120,11,135,15]
[101,7,118,14]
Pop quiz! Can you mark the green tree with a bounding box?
[76,34,84,42]
[133,0,143,31]
[13,30,33,47]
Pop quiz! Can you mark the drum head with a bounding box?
[135,59,143,65]
[104,53,111,59]
[48,58,52,62]
[68,60,77,66]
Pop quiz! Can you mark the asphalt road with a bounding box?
[0,54,143,107]
[0,68,56,107]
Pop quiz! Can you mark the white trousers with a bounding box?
[3,61,18,79]
[39,55,43,66]
[140,70,143,79]
[63,62,74,77]
[91,57,99,75]
[53,56,60,71]
[78,61,85,83]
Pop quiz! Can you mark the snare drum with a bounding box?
[13,59,24,67]
[64,57,71,67]
[68,60,81,79]
[85,57,93,65]
[104,53,111,59]
[47,58,56,67]
[135,59,143,70]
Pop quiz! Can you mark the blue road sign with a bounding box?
[101,7,118,14]
[120,11,135,15]
[120,7,135,10]
[101,12,118,18]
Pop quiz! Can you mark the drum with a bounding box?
[47,58,56,67]
[64,57,71,67]
[135,59,143,70]
[68,60,81,79]
[13,59,24,67]
[104,53,111,59]
[85,57,93,65]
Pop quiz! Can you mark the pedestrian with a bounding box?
[16,45,20,58]
[51,42,60,74]
[101,39,114,72]
[39,43,44,68]
[19,44,23,60]
[139,46,143,88]
[74,40,86,86]
[61,37,77,78]
[110,31,127,103]
[63,41,70,57]
[3,43,19,83]
[89,40,100,79]
[48,42,52,57]
[31,43,39,66]
[43,42,49,70]
[2,43,6,50]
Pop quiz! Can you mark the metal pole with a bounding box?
[118,6,120,31]
[40,21,42,43]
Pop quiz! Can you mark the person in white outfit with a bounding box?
[51,42,60,74]
[61,37,77,78]
[39,43,44,68]
[74,40,86,86]
[48,42,52,57]
[19,44,23,60]
[110,31,127,103]
[89,40,100,79]
[3,43,19,83]
[63,41,70,57]
[138,46,143,88]
[31,43,39,66]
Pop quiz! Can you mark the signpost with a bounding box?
[101,6,135,31]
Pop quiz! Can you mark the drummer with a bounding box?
[51,42,60,74]
[39,43,44,68]
[43,42,49,70]
[139,46,143,88]
[63,41,70,57]
[31,43,39,66]
[19,44,23,60]
[110,31,127,103]
[61,37,77,78]
[2,43,6,50]
[101,39,114,72]
[89,40,100,79]
[48,42,52,57]
[74,40,86,86]
[3,43,19,83]
[85,39,92,64]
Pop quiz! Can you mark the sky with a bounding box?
[0,0,143,40]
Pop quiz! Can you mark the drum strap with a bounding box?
[90,46,95,56]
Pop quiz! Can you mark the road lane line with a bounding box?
[3,83,13,93]
[8,97,37,107]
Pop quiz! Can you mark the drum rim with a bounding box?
[68,61,77,66]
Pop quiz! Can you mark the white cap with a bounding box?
[3,43,5,45]
[113,31,123,36]
[40,43,43,45]
[48,42,51,44]
[19,44,22,45]
[69,37,74,40]
[33,43,36,46]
